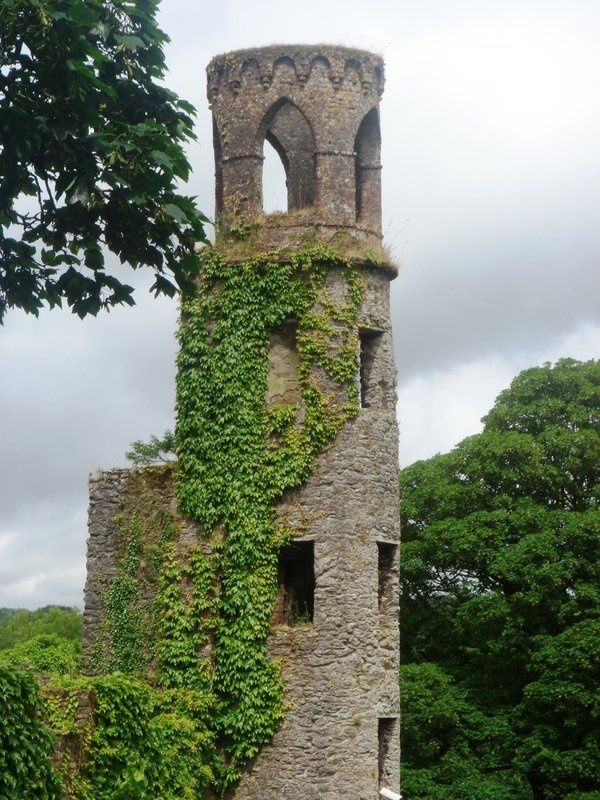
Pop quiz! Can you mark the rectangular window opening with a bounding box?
[359,327,384,408]
[378,542,398,611]
[274,541,315,626]
[378,717,399,789]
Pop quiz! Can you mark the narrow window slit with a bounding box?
[359,327,384,408]
[378,542,398,611]
[378,717,398,789]
[274,541,315,626]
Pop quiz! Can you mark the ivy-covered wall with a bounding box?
[0,665,216,800]
[81,245,401,795]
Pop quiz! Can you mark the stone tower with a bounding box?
[208,45,400,800]
[82,43,399,800]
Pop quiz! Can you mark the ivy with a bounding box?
[44,675,217,800]
[175,245,364,784]
[0,665,61,800]
[84,244,365,791]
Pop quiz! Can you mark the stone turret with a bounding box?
[208,45,386,249]
[209,45,401,800]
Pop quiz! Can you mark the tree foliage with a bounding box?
[125,429,175,465]
[0,0,207,322]
[400,359,600,800]
[0,605,82,649]
[0,633,80,675]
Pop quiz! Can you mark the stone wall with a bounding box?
[235,265,400,800]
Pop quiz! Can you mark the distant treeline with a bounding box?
[0,605,82,650]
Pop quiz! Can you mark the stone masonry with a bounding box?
[83,44,400,800]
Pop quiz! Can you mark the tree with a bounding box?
[0,0,207,322]
[0,605,82,649]
[400,359,600,800]
[125,429,175,465]
[400,663,529,800]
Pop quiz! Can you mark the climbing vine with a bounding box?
[44,675,217,799]
[83,245,365,791]
[175,245,364,783]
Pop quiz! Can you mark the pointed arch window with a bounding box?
[354,107,382,227]
[260,99,315,213]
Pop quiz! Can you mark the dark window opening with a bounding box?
[274,541,315,626]
[378,717,398,788]
[359,327,383,408]
[378,542,398,611]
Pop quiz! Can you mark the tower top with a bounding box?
[207,44,386,250]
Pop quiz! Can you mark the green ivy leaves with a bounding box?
[175,246,364,784]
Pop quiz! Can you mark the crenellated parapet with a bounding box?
[207,44,386,244]
[207,45,384,98]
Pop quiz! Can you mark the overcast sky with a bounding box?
[1,0,599,610]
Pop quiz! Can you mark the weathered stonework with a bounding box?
[83,43,400,800]
[209,45,386,249]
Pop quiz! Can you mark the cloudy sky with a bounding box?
[1,0,599,609]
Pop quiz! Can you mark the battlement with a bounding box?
[208,44,386,247]
[207,44,384,97]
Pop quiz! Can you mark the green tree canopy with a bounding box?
[0,0,207,322]
[0,605,82,649]
[126,429,175,465]
[400,359,600,800]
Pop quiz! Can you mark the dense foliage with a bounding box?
[0,664,216,799]
[0,0,207,321]
[0,633,80,675]
[400,359,600,800]
[0,665,61,799]
[0,605,82,649]
[45,675,216,799]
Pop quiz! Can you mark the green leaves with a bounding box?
[0,0,208,323]
[44,675,218,799]
[0,634,80,676]
[174,247,363,785]
[0,666,61,799]
[125,430,176,466]
[400,359,600,799]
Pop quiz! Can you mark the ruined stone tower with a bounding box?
[83,43,399,800]
[207,45,400,800]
